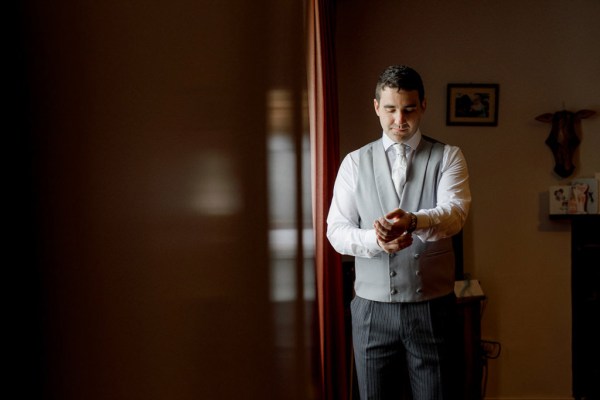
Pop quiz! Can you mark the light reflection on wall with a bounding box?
[191,149,242,216]
[267,89,315,303]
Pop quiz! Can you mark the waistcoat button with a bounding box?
[390,270,397,277]
[391,289,398,295]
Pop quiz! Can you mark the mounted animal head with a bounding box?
[535,109,595,178]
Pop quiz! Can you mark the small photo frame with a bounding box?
[570,179,598,214]
[549,185,570,215]
[446,83,499,126]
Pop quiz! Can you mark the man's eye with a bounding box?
[404,107,416,113]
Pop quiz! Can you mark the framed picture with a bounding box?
[446,83,499,126]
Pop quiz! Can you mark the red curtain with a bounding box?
[308,1,349,399]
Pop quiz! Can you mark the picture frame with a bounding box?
[446,83,499,126]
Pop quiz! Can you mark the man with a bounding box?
[327,65,471,400]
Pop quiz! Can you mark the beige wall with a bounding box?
[336,0,600,398]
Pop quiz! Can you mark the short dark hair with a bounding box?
[375,65,425,102]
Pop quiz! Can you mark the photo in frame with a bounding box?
[446,83,499,126]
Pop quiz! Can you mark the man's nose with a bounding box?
[395,111,406,125]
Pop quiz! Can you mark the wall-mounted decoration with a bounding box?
[535,109,596,178]
[549,185,571,215]
[446,83,499,126]
[549,179,598,215]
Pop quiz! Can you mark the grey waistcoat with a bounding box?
[355,136,455,302]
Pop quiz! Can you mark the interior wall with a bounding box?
[13,1,311,399]
[335,0,600,398]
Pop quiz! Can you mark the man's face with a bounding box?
[374,87,426,143]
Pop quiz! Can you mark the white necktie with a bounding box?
[392,143,408,196]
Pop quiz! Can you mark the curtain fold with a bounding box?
[308,1,349,399]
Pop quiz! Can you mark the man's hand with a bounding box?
[373,209,411,242]
[376,232,413,254]
[373,208,414,254]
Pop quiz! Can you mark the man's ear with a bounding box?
[421,98,427,111]
[373,98,380,115]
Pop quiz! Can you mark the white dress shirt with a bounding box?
[326,130,471,258]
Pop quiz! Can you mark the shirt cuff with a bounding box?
[414,211,431,231]
[364,229,382,254]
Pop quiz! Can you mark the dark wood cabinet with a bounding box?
[571,215,600,400]
[455,296,484,400]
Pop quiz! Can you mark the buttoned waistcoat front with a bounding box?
[354,136,455,302]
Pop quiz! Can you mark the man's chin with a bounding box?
[390,130,412,140]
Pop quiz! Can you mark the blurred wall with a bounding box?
[335,0,600,398]
[13,1,308,399]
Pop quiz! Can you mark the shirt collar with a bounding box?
[382,130,422,152]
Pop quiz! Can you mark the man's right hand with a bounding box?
[373,208,411,242]
[376,231,413,254]
[373,208,415,254]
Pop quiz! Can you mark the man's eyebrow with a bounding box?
[383,104,417,109]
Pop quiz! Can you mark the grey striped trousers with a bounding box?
[351,294,457,400]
